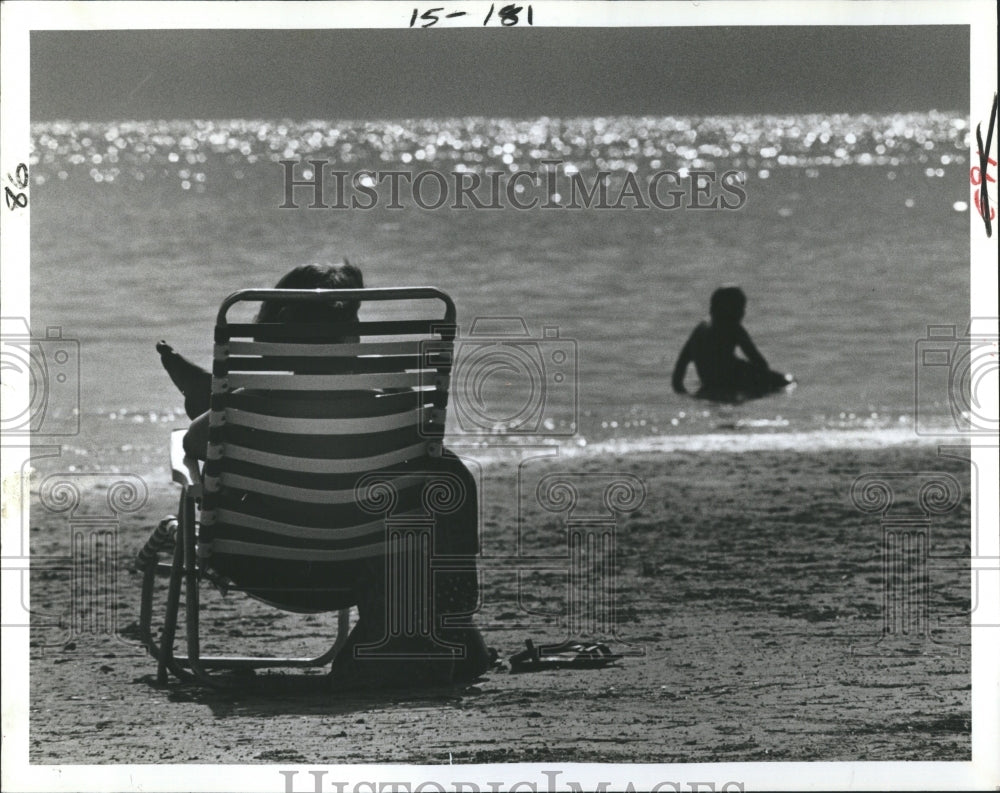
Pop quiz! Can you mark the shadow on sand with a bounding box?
[135,671,489,719]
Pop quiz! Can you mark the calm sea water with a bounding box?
[26,112,972,473]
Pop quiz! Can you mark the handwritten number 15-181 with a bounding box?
[410,5,533,27]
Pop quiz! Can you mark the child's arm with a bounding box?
[672,331,696,394]
[735,325,769,370]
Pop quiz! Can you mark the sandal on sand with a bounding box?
[509,639,623,674]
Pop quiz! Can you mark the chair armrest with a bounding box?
[170,429,202,494]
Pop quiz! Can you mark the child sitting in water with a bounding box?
[671,286,794,402]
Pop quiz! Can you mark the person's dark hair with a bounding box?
[255,261,364,324]
[709,286,746,324]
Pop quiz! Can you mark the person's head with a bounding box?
[255,261,364,324]
[709,286,747,326]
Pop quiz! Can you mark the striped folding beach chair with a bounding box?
[138,287,457,686]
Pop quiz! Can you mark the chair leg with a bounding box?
[158,491,194,684]
[137,517,175,660]
[332,609,351,658]
[138,556,158,657]
[182,500,218,686]
[153,492,352,685]
[158,535,185,685]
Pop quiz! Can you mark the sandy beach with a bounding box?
[27,443,971,764]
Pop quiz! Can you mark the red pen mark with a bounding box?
[971,154,996,226]
[971,93,997,236]
[970,156,997,186]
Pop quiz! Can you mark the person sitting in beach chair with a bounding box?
[142,262,491,688]
[671,286,794,402]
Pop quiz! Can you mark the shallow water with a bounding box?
[24,112,974,474]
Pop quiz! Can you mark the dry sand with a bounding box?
[27,445,970,764]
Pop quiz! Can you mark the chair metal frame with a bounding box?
[138,286,456,686]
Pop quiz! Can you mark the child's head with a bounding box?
[709,286,747,325]
[256,261,365,324]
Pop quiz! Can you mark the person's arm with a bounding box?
[735,325,769,370]
[183,410,210,461]
[671,331,696,394]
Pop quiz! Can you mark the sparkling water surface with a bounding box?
[26,112,973,471]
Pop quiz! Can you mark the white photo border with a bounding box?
[2,2,997,791]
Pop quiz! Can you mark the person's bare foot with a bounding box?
[156,341,212,418]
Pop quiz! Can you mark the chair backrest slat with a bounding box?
[218,471,429,505]
[217,440,431,473]
[214,508,410,541]
[225,371,435,392]
[228,339,430,357]
[224,405,430,434]
[225,356,430,374]
[220,424,428,460]
[226,389,429,418]
[206,538,389,562]
[223,319,454,341]
[199,287,454,566]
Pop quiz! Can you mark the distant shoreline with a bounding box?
[445,426,964,464]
